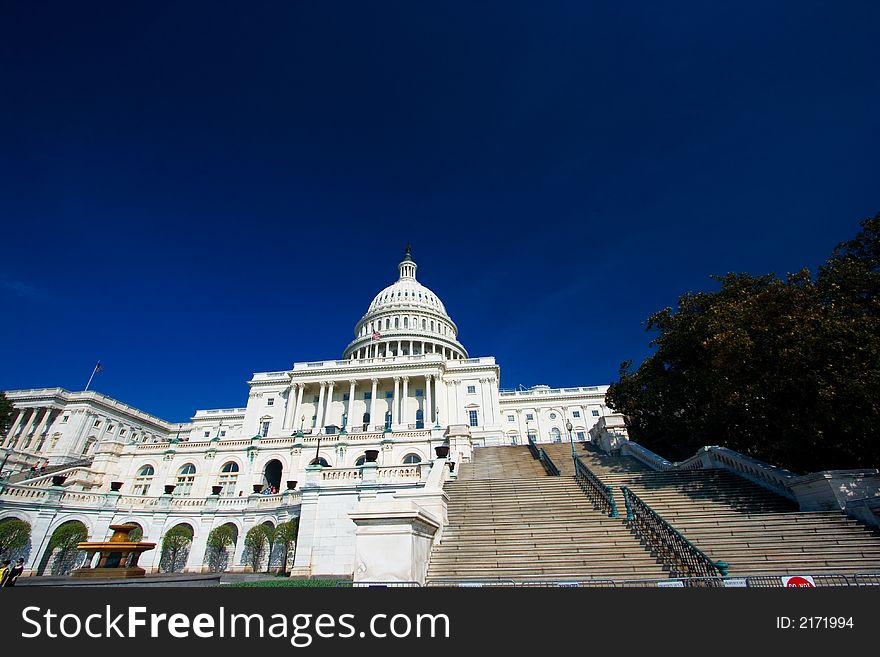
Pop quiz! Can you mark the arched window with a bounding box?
[403,317,408,328]
[133,465,154,496]
[415,408,424,429]
[218,461,239,497]
[362,412,370,431]
[394,317,399,329]
[355,456,367,466]
[175,463,196,496]
[309,457,330,467]
[550,427,562,443]
[402,453,421,464]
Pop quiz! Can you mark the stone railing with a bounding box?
[316,465,424,485]
[620,441,675,471]
[0,484,301,512]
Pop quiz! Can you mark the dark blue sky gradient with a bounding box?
[1,1,878,421]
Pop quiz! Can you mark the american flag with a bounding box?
[372,330,381,342]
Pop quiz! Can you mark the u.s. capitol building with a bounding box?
[1,248,617,580]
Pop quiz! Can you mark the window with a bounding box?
[576,432,586,441]
[364,392,372,400]
[260,421,270,437]
[108,424,115,431]
[385,319,389,329]
[267,398,274,406]
[385,391,393,399]
[94,420,102,428]
[592,410,600,417]
[218,461,239,497]
[467,385,476,394]
[526,413,534,421]
[403,317,408,328]
[219,430,226,437]
[61,415,69,423]
[468,410,479,427]
[415,389,423,397]
[507,415,515,422]
[573,411,581,418]
[175,464,196,496]
[204,431,210,438]
[550,413,557,420]
[133,465,154,495]
[403,453,421,464]
[394,318,399,328]
[355,456,367,466]
[343,393,349,401]
[120,428,126,436]
[422,319,426,329]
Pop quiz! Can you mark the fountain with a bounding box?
[71,524,157,579]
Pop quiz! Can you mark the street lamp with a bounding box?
[566,418,575,459]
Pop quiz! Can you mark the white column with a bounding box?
[434,376,443,426]
[370,378,379,429]
[479,378,490,426]
[492,380,502,430]
[323,381,335,428]
[4,409,25,446]
[30,409,53,450]
[314,383,327,432]
[281,384,294,429]
[535,409,544,444]
[14,409,37,449]
[392,377,400,425]
[293,384,305,432]
[347,380,357,429]
[425,375,433,425]
[452,381,462,424]
[400,376,409,426]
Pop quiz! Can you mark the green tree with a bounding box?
[274,519,299,575]
[0,392,13,437]
[607,213,880,474]
[0,518,31,558]
[160,525,193,573]
[48,521,88,575]
[205,525,236,572]
[243,525,267,573]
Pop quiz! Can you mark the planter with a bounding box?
[164,484,175,495]
[434,445,450,459]
[364,450,380,463]
[211,485,223,496]
[286,480,297,490]
[253,484,263,494]
[110,481,123,492]
[52,475,68,486]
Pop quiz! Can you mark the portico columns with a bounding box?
[293,384,305,431]
[392,377,400,425]
[369,379,378,429]
[4,409,25,446]
[400,376,409,426]
[425,375,433,424]
[314,383,327,433]
[347,380,357,428]
[323,381,336,428]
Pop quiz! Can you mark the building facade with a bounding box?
[1,248,611,578]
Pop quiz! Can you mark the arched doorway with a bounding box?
[415,409,424,429]
[263,459,282,492]
[362,412,370,431]
[551,427,562,443]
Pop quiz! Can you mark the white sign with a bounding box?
[723,578,748,588]
[657,580,685,587]
[782,575,816,588]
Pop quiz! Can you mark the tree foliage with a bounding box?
[160,524,193,573]
[607,213,880,474]
[205,524,236,572]
[0,518,31,558]
[0,392,14,438]
[244,525,268,572]
[274,519,299,575]
[47,521,88,575]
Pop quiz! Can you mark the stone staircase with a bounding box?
[541,443,880,577]
[427,446,668,582]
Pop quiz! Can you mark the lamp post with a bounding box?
[566,418,575,459]
[526,419,532,445]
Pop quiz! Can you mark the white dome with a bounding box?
[368,279,448,315]
[342,246,467,360]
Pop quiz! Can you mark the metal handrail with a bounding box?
[573,456,619,518]
[621,485,729,579]
[527,436,540,460]
[538,448,561,476]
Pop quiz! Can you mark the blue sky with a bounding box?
[1,1,878,422]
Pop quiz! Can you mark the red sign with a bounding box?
[783,576,816,588]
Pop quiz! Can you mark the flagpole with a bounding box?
[84,362,100,391]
